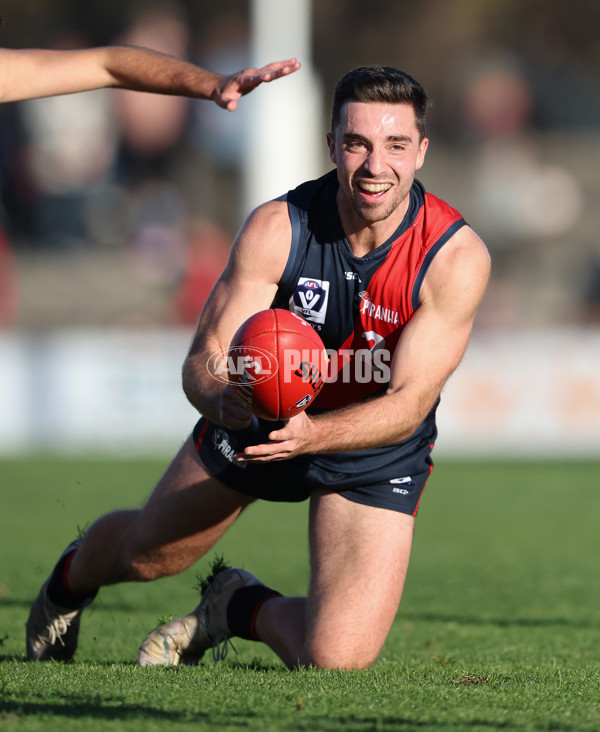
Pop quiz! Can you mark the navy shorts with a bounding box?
[193,415,435,516]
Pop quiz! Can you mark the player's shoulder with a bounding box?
[230,198,292,284]
[447,224,490,265]
[243,197,291,242]
[427,223,491,299]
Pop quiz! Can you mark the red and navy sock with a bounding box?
[46,548,98,610]
[226,585,282,641]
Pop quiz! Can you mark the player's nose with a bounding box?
[362,147,387,176]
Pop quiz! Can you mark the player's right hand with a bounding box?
[219,385,253,431]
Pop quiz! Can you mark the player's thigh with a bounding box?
[305,489,414,668]
[129,434,254,564]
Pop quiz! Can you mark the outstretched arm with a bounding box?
[0,46,300,105]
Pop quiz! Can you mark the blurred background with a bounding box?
[0,0,599,456]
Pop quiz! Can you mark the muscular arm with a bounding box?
[0,46,300,106]
[182,199,292,424]
[237,225,491,461]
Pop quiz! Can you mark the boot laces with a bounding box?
[211,635,238,663]
[39,609,75,648]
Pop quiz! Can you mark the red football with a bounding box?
[228,308,327,420]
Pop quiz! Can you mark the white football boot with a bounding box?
[137,567,265,666]
[26,539,84,661]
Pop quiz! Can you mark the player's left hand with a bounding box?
[234,411,314,462]
[215,58,301,111]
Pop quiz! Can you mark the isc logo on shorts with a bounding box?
[289,277,330,325]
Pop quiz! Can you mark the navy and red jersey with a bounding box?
[272,169,467,411]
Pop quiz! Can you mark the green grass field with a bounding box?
[1,455,599,731]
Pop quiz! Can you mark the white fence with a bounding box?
[0,330,196,454]
[0,328,599,457]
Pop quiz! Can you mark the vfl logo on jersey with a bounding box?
[289,277,330,325]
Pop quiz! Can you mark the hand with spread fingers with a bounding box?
[214,58,301,111]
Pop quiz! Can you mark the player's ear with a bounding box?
[326,132,337,163]
[415,137,429,170]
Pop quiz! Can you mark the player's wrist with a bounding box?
[209,72,231,106]
[302,413,330,454]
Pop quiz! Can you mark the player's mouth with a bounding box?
[356,181,393,199]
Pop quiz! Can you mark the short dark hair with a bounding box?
[331,65,430,139]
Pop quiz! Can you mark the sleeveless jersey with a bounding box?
[194,170,468,507]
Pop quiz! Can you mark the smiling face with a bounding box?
[327,101,429,231]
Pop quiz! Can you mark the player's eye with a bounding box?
[345,139,367,151]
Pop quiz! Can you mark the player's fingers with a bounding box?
[235,440,297,462]
[240,59,300,86]
[222,414,253,431]
[256,58,300,77]
[219,398,252,430]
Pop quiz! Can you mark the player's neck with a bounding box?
[340,198,410,258]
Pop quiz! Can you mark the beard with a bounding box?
[352,196,401,223]
[347,176,414,225]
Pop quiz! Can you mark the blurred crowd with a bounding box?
[1,0,599,330]
[0,4,250,328]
